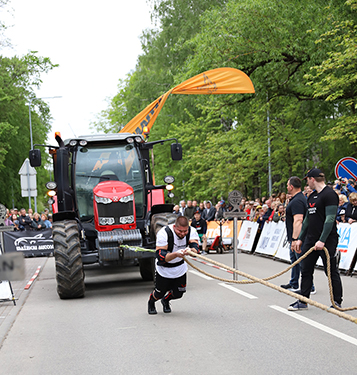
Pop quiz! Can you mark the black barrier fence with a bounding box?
[3,229,53,257]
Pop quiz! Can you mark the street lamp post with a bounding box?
[28,96,62,212]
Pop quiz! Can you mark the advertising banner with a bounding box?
[274,228,291,262]
[255,221,286,257]
[3,229,54,257]
[206,220,242,239]
[237,220,259,252]
[336,223,357,270]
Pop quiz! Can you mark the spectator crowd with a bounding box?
[3,175,356,234]
[175,176,357,240]
[4,207,52,231]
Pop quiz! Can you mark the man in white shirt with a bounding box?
[148,216,199,314]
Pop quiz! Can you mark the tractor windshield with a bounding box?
[75,143,144,221]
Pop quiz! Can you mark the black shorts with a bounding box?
[154,272,187,299]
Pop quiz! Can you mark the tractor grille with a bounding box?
[97,201,134,225]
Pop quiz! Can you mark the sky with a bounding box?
[2,0,153,141]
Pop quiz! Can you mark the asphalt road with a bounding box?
[0,252,357,375]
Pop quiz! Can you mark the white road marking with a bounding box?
[270,305,357,347]
[189,270,213,280]
[219,283,258,299]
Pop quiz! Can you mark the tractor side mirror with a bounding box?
[171,143,182,161]
[29,149,42,167]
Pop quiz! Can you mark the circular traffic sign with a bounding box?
[335,157,357,180]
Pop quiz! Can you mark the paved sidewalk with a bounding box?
[0,256,49,346]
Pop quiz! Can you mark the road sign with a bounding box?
[228,190,243,211]
[18,158,37,197]
[335,157,357,180]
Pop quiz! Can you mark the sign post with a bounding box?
[224,190,247,280]
[19,158,37,211]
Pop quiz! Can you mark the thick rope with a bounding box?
[184,248,357,324]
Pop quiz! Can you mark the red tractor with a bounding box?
[30,132,181,299]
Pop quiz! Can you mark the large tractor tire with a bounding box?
[139,212,178,282]
[52,220,85,299]
[139,257,155,281]
[150,212,178,237]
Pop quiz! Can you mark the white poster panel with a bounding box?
[274,228,291,262]
[336,223,357,270]
[0,240,14,301]
[237,221,258,251]
[0,281,13,301]
[255,221,285,256]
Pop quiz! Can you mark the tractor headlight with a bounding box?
[95,196,112,204]
[119,215,134,224]
[46,181,57,190]
[99,217,115,225]
[119,194,134,203]
[47,190,56,197]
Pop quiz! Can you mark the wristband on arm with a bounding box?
[189,242,199,251]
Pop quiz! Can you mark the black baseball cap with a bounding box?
[303,168,324,180]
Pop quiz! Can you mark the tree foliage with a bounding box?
[0,50,58,210]
[94,0,357,202]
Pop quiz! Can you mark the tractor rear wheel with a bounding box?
[139,212,178,282]
[52,220,85,299]
[150,212,177,237]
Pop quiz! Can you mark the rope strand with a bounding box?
[184,248,357,324]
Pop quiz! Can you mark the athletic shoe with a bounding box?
[330,301,341,309]
[281,283,299,292]
[161,298,171,313]
[148,301,157,315]
[280,283,293,289]
[288,301,308,311]
[310,285,317,295]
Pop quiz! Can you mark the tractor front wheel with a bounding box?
[52,220,85,299]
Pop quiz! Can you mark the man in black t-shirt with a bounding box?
[280,177,307,292]
[288,168,343,311]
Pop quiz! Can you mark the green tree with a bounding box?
[95,0,357,202]
[166,0,355,199]
[0,53,58,210]
[306,0,357,147]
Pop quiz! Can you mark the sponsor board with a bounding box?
[237,220,259,251]
[3,229,54,257]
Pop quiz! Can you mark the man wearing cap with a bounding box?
[191,210,207,253]
[288,168,343,311]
